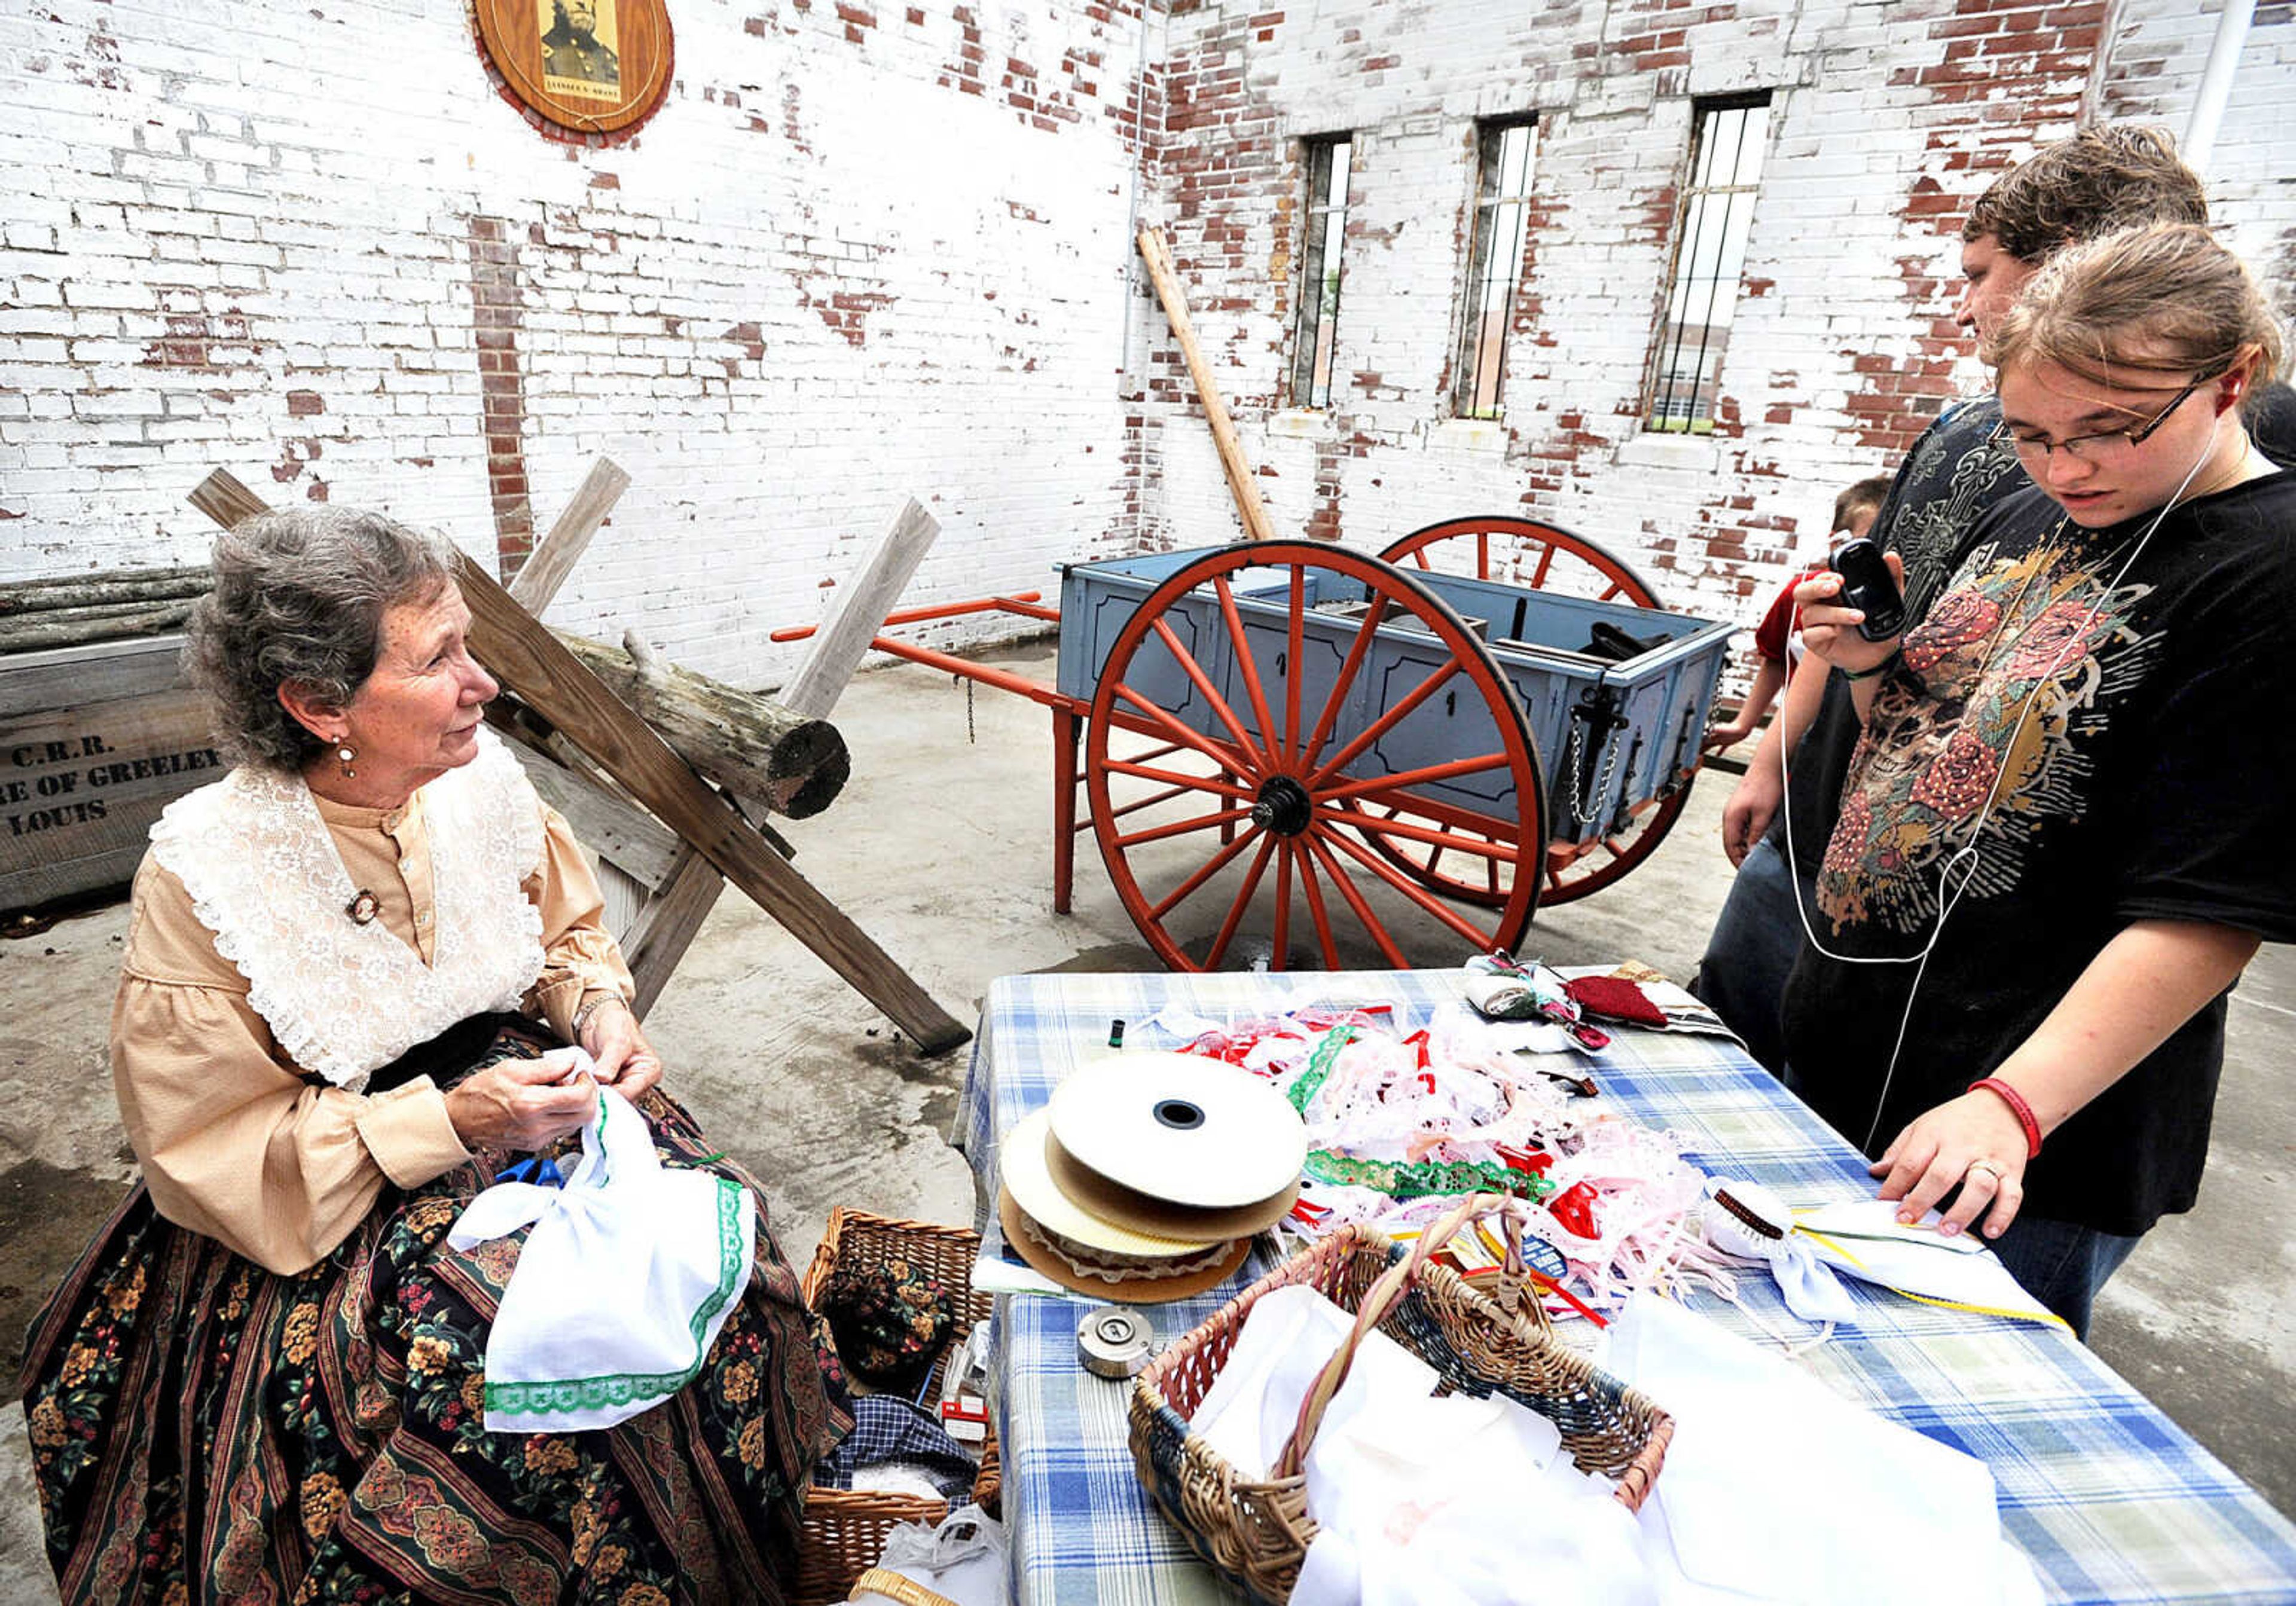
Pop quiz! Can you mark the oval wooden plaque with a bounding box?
[473,0,673,139]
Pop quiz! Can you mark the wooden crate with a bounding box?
[1,634,220,916]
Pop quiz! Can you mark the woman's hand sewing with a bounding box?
[578,995,664,1101]
[445,1057,600,1152]
[1869,1091,2031,1240]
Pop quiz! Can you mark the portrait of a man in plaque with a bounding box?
[538,0,619,100]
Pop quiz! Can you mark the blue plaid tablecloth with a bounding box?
[956,968,2296,1605]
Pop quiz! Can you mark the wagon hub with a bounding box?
[1250,774,1314,836]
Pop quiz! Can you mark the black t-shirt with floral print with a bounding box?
[1780,469,2296,1235]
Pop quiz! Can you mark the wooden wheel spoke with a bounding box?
[1321,825,1499,950]
[1100,756,1257,802]
[1284,565,1305,763]
[1476,530,1490,580]
[1204,833,1277,970]
[1530,542,1556,588]
[1152,616,1269,774]
[1320,805,1518,864]
[1213,573,1286,768]
[1299,592,1393,771]
[1100,781,1197,824]
[1294,842,1345,970]
[1113,805,1256,850]
[1307,660,1461,790]
[1302,829,1408,969]
[1271,839,1294,971]
[1315,750,1511,804]
[1147,824,1265,921]
[1112,682,1259,779]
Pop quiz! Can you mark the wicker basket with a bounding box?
[1127,1194,1673,1604]
[792,1210,1003,1606]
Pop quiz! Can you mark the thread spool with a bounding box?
[1702,1178,1793,1260]
[1077,1305,1156,1378]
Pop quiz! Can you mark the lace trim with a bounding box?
[1012,1211,1238,1286]
[151,727,548,1087]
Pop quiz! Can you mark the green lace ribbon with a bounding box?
[1302,1147,1556,1202]
[1285,1025,1355,1115]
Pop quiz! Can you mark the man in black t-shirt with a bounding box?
[1691,128,2210,1073]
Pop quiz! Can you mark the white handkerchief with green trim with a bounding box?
[448,1086,755,1432]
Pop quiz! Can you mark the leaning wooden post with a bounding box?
[187,469,971,1055]
[620,497,944,1010]
[1135,222,1280,545]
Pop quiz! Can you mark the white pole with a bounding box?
[2182,0,2257,176]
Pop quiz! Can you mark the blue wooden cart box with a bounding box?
[1055,546,1733,850]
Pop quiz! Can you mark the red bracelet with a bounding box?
[1968,1077,2043,1160]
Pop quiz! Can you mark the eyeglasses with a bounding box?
[1993,373,2214,463]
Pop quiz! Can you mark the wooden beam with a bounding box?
[451,555,968,1051]
[186,469,969,1054]
[508,456,631,615]
[780,498,941,719]
[1135,223,1279,545]
[616,494,943,1003]
[502,737,685,891]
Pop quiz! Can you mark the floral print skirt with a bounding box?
[17,1033,850,1606]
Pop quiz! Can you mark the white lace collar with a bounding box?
[151,726,548,1087]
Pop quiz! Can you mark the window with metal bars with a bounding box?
[1452,117,1539,420]
[1644,95,1772,433]
[1289,134,1352,410]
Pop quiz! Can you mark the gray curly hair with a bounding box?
[185,506,462,770]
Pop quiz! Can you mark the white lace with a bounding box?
[151,726,548,1088]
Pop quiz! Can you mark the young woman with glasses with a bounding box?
[1776,223,2291,1335]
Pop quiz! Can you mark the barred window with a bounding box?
[1453,117,1539,420]
[1290,135,1352,410]
[1645,95,1772,433]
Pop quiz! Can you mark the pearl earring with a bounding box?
[338,744,357,778]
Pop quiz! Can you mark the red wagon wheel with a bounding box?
[1372,514,1693,906]
[1084,542,1545,972]
[1379,512,1662,606]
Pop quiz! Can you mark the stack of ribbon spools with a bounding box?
[999,1052,1308,1302]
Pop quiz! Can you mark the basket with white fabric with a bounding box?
[1125,1193,1673,1604]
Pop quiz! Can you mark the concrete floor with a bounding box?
[2,636,2291,1596]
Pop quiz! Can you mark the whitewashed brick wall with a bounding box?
[1128,0,2296,674]
[1,0,1152,686]
[5,0,2291,692]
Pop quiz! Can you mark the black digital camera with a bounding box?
[1829,537,1906,642]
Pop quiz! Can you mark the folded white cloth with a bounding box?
[1790,1201,2066,1329]
[1190,1284,1655,1605]
[448,1086,755,1432]
[1602,1294,2042,1606]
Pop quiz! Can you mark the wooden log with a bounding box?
[0,568,212,616]
[1135,223,1279,545]
[0,600,197,654]
[556,630,848,820]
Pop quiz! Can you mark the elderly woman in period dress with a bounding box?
[17,506,848,1604]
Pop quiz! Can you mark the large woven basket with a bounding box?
[1127,1195,1672,1604]
[792,1210,1002,1606]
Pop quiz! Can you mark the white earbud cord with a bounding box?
[1772,419,2219,1148]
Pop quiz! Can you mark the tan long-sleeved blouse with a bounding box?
[111,787,633,1275]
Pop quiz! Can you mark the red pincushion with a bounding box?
[1562,975,1670,1028]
